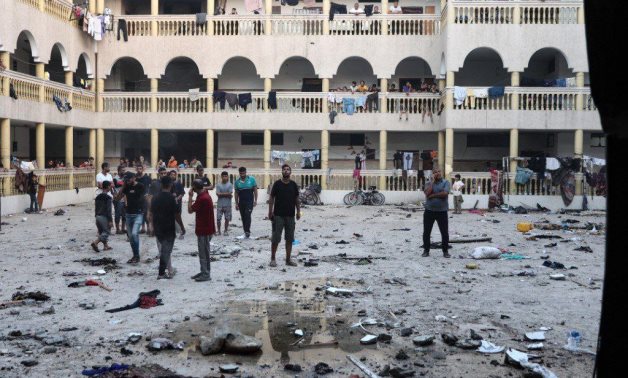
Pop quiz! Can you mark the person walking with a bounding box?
[169,170,186,239]
[268,164,300,267]
[215,171,233,236]
[234,167,258,238]
[422,168,451,258]
[150,175,178,279]
[188,179,216,282]
[112,165,127,234]
[115,172,146,264]
[135,164,151,234]
[91,180,113,252]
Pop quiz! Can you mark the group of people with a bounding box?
[91,162,302,280]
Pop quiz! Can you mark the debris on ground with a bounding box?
[314,362,334,375]
[470,246,502,259]
[11,291,50,301]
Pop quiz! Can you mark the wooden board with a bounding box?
[37,184,45,209]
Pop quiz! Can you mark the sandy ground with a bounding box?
[0,201,605,377]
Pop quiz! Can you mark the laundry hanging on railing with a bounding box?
[225,93,238,109]
[329,3,347,21]
[366,92,378,110]
[9,83,18,100]
[52,95,72,112]
[301,150,320,169]
[473,88,489,98]
[196,13,207,25]
[213,91,226,109]
[268,91,277,110]
[342,98,356,115]
[271,151,303,166]
[488,86,505,98]
[188,88,200,102]
[454,86,467,105]
[238,93,252,110]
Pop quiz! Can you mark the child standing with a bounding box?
[452,174,465,214]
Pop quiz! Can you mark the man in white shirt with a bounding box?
[451,174,465,214]
[349,2,364,15]
[389,1,403,14]
[96,162,114,197]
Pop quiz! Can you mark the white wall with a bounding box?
[1,187,96,216]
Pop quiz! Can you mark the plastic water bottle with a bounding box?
[566,330,582,350]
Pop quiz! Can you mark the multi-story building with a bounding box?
[0,0,603,210]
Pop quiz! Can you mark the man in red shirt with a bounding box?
[187,179,216,282]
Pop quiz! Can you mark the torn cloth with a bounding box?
[105,290,162,313]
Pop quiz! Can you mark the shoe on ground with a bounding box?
[286,259,298,267]
[443,252,451,258]
[91,242,99,253]
[195,275,211,282]
[127,257,139,264]
[269,260,277,267]
[157,274,170,280]
[190,272,202,280]
[421,251,429,257]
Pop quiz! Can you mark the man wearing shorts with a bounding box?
[215,171,233,235]
[268,164,300,267]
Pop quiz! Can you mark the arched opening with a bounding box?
[391,57,435,92]
[275,57,319,92]
[45,44,67,84]
[217,57,263,91]
[11,31,38,76]
[331,57,377,90]
[456,48,509,86]
[522,48,575,86]
[105,57,149,91]
[160,57,205,92]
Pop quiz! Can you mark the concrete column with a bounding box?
[65,71,74,105]
[96,128,105,171]
[577,5,585,24]
[1,118,10,169]
[65,126,74,189]
[379,78,388,113]
[36,123,45,169]
[38,0,45,11]
[151,0,159,36]
[207,0,215,16]
[151,129,158,171]
[206,129,214,169]
[97,0,105,14]
[381,0,389,33]
[445,128,454,178]
[323,0,330,34]
[150,78,158,112]
[1,52,10,96]
[96,79,104,112]
[438,78,445,93]
[445,71,454,109]
[513,4,521,24]
[263,129,271,188]
[207,78,214,112]
[574,129,584,195]
[88,0,95,13]
[576,72,585,110]
[321,130,329,189]
[35,63,45,102]
[322,78,329,113]
[511,71,520,110]
[379,130,387,190]
[509,129,519,194]
[437,131,445,172]
[264,78,271,112]
[447,1,455,24]
[89,129,96,162]
[265,0,272,35]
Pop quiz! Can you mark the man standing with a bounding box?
[112,165,126,234]
[234,167,258,238]
[96,162,113,195]
[422,168,451,258]
[115,172,146,264]
[215,171,233,236]
[91,180,113,252]
[150,176,177,279]
[268,164,300,267]
[452,174,465,214]
[146,167,168,237]
[135,164,152,234]
[195,166,214,191]
[188,179,215,282]
[169,170,186,238]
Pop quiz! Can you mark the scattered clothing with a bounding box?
[515,167,534,185]
[545,157,561,171]
[105,290,162,313]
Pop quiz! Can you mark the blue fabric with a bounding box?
[82,363,130,376]
[555,78,567,87]
[234,176,258,205]
[425,179,451,212]
[342,98,355,115]
[488,86,505,98]
[126,213,144,258]
[355,95,367,108]
[515,167,534,185]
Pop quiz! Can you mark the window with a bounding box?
[590,133,606,147]
[240,132,284,146]
[466,133,509,148]
[330,133,365,146]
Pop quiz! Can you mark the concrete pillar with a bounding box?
[88,0,95,13]
[207,78,214,112]
[96,0,105,14]
[151,0,159,36]
[1,52,10,96]
[151,129,158,171]
[1,118,10,169]
[263,129,271,188]
[445,71,454,109]
[574,129,584,195]
[207,0,215,16]
[265,0,272,35]
[38,0,45,11]
[206,129,214,169]
[322,78,329,113]
[381,0,389,33]
[379,78,388,113]
[513,4,521,24]
[511,71,520,110]
[577,5,585,24]
[323,0,330,34]
[264,78,271,112]
[445,128,454,178]
[437,131,445,172]
[150,78,158,112]
[509,129,519,194]
[438,78,445,93]
[65,71,74,105]
[89,129,96,162]
[65,126,74,189]
[96,79,104,112]
[379,130,387,190]
[96,128,105,171]
[35,63,45,102]
[447,1,455,24]
[36,123,45,169]
[576,72,585,110]
[321,130,329,189]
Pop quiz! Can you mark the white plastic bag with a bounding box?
[470,246,502,259]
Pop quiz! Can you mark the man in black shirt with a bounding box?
[115,172,146,264]
[91,181,113,253]
[146,167,168,237]
[268,164,300,267]
[170,170,186,238]
[195,166,214,191]
[150,176,178,279]
[135,164,152,234]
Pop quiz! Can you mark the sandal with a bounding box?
[286,259,298,267]
[90,242,99,253]
[127,257,139,264]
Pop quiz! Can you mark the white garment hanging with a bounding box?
[189,88,200,102]
[473,88,489,98]
[545,157,561,171]
[403,152,413,170]
[454,86,467,106]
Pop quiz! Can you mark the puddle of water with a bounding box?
[166,278,379,366]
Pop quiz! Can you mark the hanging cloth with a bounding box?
[188,88,200,102]
[454,86,467,105]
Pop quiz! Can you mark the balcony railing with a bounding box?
[0,168,95,198]
[451,0,582,25]
[450,87,596,111]
[18,0,77,26]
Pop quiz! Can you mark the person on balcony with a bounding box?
[190,157,202,170]
[357,81,369,93]
[350,81,358,94]
[389,1,402,14]
[167,156,178,169]
[349,3,364,15]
